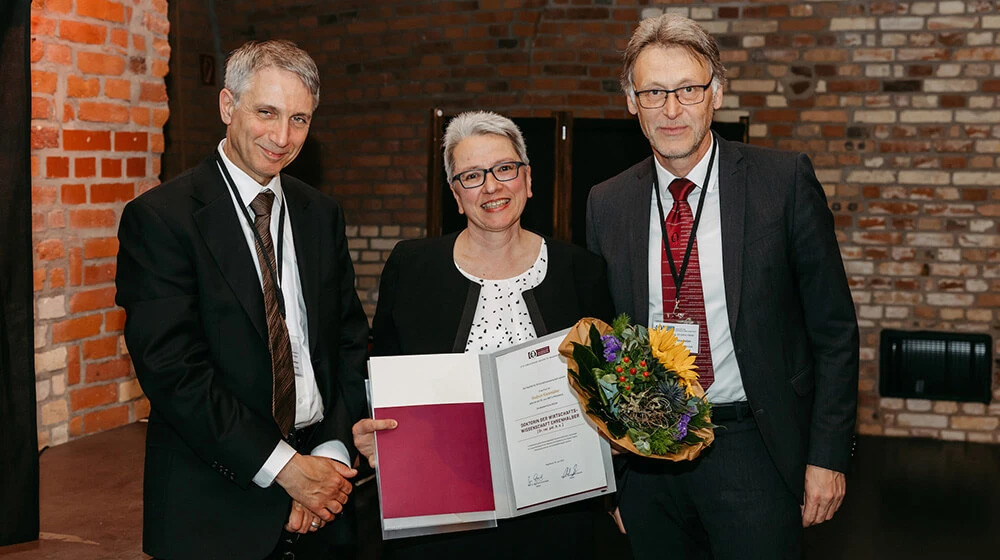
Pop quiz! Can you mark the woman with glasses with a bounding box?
[354,110,614,559]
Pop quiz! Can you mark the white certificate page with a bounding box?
[493,334,609,509]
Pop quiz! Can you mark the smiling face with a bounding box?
[450,133,532,235]
[627,45,722,177]
[219,66,313,185]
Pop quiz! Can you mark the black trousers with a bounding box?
[617,413,801,560]
[384,499,599,560]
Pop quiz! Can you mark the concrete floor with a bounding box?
[0,422,145,560]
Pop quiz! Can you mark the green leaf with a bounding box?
[611,313,631,337]
[589,324,605,359]
[571,342,600,392]
[606,418,627,439]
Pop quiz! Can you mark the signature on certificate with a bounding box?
[527,473,547,487]
[560,464,582,479]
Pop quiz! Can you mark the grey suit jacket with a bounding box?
[585,135,859,499]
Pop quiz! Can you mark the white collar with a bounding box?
[653,134,717,195]
[216,139,284,209]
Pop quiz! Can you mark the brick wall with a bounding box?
[30,0,170,447]
[159,0,998,444]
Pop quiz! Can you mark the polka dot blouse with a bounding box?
[456,240,549,354]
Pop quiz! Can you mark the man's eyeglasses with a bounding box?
[451,161,526,189]
[633,75,714,109]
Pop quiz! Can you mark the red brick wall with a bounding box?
[159,0,999,443]
[31,0,170,447]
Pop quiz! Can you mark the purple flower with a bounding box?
[676,413,692,440]
[601,334,621,363]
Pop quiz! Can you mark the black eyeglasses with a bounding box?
[451,161,526,189]
[633,75,714,109]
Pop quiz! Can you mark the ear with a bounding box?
[524,165,533,199]
[626,93,639,116]
[219,89,235,125]
[450,185,465,215]
[711,86,723,111]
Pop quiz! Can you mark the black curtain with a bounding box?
[0,0,40,546]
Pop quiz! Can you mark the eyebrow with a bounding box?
[254,104,312,119]
[455,158,519,174]
[639,76,709,89]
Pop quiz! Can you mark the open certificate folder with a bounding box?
[368,327,616,540]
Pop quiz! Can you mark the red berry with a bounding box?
[625,385,631,391]
[629,367,636,375]
[623,357,630,363]
[642,371,650,378]
[639,361,646,367]
[616,366,623,373]
[619,376,626,382]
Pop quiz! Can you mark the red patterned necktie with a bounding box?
[249,190,296,437]
[661,178,714,389]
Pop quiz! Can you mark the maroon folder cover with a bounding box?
[374,402,495,519]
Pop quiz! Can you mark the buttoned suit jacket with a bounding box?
[586,135,859,499]
[115,156,369,559]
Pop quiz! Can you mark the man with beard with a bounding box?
[586,14,859,559]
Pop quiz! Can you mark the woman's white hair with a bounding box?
[442,111,529,182]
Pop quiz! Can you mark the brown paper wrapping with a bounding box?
[558,317,715,461]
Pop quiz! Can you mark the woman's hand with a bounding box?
[611,507,626,534]
[608,438,628,456]
[351,418,398,468]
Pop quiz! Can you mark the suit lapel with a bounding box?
[630,158,653,327]
[191,158,269,344]
[717,137,746,332]
[283,180,321,355]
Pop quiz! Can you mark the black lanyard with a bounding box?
[215,152,287,318]
[653,136,716,316]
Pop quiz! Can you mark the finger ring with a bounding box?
[310,520,321,528]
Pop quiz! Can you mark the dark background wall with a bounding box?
[160,0,999,443]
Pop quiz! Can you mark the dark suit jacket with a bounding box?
[371,231,614,356]
[586,136,859,499]
[115,156,369,560]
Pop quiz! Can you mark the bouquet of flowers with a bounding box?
[558,314,715,460]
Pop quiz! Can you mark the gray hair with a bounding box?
[620,14,727,100]
[443,111,529,183]
[224,40,320,110]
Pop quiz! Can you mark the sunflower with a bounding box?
[648,326,699,396]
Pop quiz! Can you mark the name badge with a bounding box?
[651,321,700,354]
[289,333,305,378]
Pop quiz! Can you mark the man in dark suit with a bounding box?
[586,14,859,559]
[115,40,369,560]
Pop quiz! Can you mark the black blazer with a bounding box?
[115,156,369,559]
[586,136,859,499]
[371,232,614,357]
[370,232,614,558]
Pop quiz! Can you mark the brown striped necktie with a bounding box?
[662,178,714,389]
[249,190,296,437]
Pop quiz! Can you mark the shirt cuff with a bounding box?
[311,439,351,466]
[252,440,297,488]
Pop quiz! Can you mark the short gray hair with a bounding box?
[443,111,529,183]
[621,14,726,101]
[224,40,320,110]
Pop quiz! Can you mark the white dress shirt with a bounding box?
[216,140,349,487]
[646,136,746,404]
